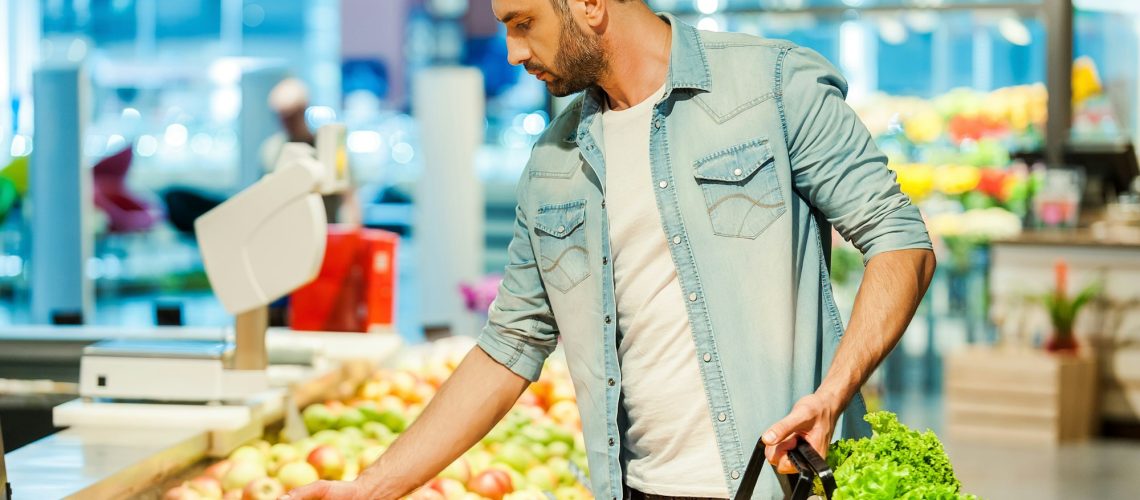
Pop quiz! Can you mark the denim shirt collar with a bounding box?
[566,12,712,145]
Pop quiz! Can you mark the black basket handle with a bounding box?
[735,437,836,500]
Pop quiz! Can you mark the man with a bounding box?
[287,0,935,498]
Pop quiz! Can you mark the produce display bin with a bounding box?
[945,346,1098,445]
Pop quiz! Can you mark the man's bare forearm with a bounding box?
[816,248,936,413]
[356,346,530,498]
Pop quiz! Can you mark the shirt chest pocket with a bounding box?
[533,199,591,293]
[692,138,786,239]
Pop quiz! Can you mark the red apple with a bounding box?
[428,477,467,499]
[467,469,513,500]
[163,484,202,500]
[277,461,320,490]
[203,459,232,481]
[516,391,542,408]
[242,477,284,500]
[187,475,223,498]
[307,444,346,480]
[222,490,243,500]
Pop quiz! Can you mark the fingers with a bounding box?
[764,435,798,474]
[280,481,329,500]
[762,405,812,446]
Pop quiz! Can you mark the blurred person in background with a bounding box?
[287,0,935,499]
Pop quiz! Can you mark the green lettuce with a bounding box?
[823,412,977,500]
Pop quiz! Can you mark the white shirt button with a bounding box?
[703,353,712,362]
[658,180,668,189]
[672,235,682,244]
[733,168,743,176]
[731,470,740,480]
[557,225,566,233]
[688,292,698,302]
[718,412,727,422]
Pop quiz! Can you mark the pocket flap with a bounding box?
[693,139,774,182]
[534,200,587,238]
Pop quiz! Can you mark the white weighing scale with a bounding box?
[63,125,350,427]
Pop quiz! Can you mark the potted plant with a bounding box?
[1037,260,1099,353]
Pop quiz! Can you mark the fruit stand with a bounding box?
[150,337,591,500]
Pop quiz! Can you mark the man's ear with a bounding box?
[574,0,607,31]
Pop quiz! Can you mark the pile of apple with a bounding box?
[163,347,591,500]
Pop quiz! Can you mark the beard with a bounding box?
[525,15,606,97]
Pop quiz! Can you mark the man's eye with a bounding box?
[517,21,531,31]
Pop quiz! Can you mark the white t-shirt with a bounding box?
[602,84,729,498]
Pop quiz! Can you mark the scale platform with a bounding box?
[79,339,267,403]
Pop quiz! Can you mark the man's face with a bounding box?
[493,0,606,96]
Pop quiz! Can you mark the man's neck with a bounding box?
[599,9,671,111]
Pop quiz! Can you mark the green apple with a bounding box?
[356,401,383,422]
[302,404,337,433]
[336,408,367,430]
[524,465,557,491]
[527,442,549,462]
[570,453,588,475]
[229,445,265,468]
[359,444,386,468]
[377,408,408,433]
[518,426,551,446]
[339,426,364,442]
[496,442,535,472]
[311,429,341,445]
[277,461,320,490]
[221,459,266,492]
[268,443,300,474]
[544,457,576,486]
[362,421,396,444]
[546,441,570,459]
[465,450,493,474]
[545,425,574,446]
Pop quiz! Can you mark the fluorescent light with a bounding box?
[695,0,719,15]
[698,16,721,32]
[999,17,1032,46]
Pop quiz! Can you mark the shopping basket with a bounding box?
[734,437,836,500]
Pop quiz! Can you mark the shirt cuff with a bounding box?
[476,326,547,382]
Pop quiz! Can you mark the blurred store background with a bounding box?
[1,1,1139,499]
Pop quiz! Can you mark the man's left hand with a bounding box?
[761,393,840,474]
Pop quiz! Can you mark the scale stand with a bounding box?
[77,309,270,404]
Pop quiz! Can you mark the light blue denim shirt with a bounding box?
[476,13,932,500]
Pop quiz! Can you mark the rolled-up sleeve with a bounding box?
[476,175,559,382]
[780,47,932,263]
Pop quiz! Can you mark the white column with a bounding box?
[30,63,93,324]
[413,67,485,335]
[839,20,877,101]
[0,0,10,149]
